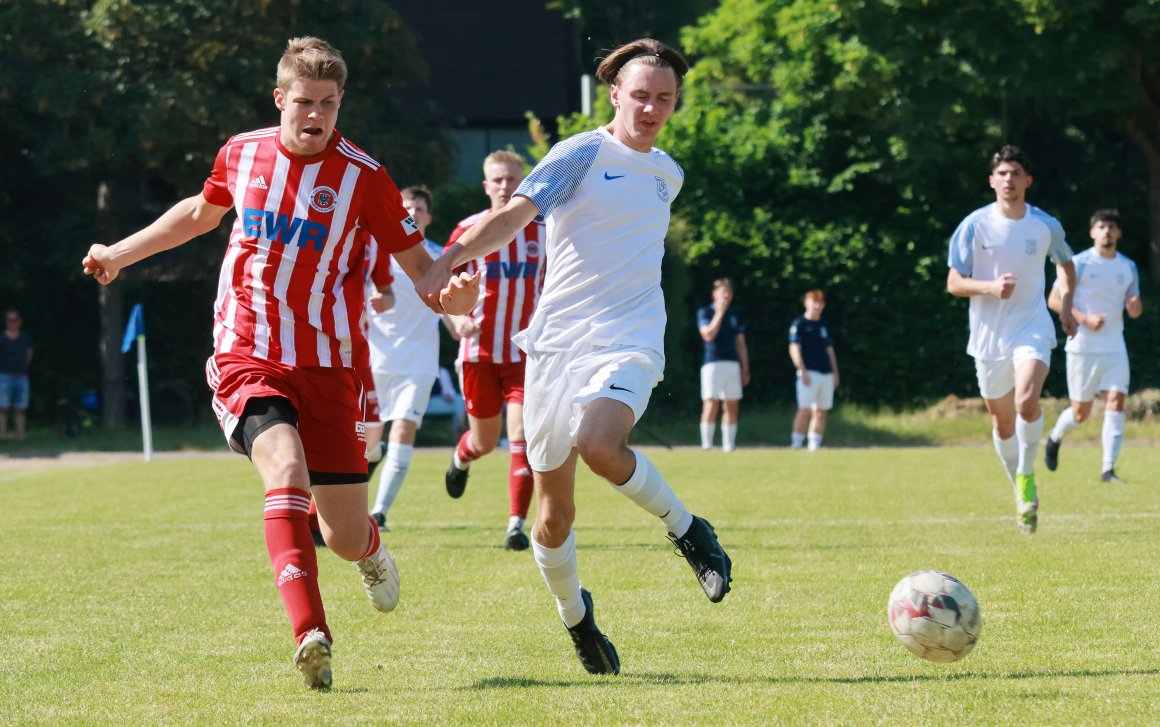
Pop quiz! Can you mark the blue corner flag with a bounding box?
[121,304,145,353]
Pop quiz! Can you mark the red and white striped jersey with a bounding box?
[446,209,545,363]
[201,127,419,369]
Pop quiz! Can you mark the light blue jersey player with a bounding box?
[415,38,732,676]
[1044,209,1144,482]
[947,145,1077,536]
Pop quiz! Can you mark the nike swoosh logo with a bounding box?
[981,243,1000,250]
[604,172,626,180]
[609,383,634,393]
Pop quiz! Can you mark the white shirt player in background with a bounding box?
[366,186,449,530]
[1044,208,1144,483]
[947,145,1077,537]
[416,38,732,677]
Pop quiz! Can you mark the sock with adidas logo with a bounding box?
[264,488,330,645]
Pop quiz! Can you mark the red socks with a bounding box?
[264,488,330,645]
[455,430,482,466]
[508,440,534,518]
[361,515,381,560]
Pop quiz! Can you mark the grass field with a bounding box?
[2,443,1158,724]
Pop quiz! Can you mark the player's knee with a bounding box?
[576,433,622,475]
[535,502,576,543]
[1073,408,1091,424]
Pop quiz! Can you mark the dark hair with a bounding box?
[401,184,433,211]
[595,38,689,89]
[991,145,1032,174]
[712,278,733,290]
[1089,208,1121,228]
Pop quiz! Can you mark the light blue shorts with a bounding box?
[0,373,30,409]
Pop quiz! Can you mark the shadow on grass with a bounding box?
[466,666,1160,690]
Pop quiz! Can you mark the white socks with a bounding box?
[532,530,585,627]
[1102,411,1125,471]
[372,443,413,517]
[722,423,737,452]
[1015,414,1043,476]
[612,450,692,537]
[807,433,823,451]
[1050,406,1078,442]
[791,432,805,449]
[699,422,715,450]
[993,429,1018,485]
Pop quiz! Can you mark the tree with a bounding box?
[0,0,453,426]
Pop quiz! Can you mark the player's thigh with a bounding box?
[1097,352,1130,400]
[1066,353,1100,404]
[974,357,1016,400]
[1012,346,1049,398]
[461,361,505,419]
[815,373,835,410]
[293,367,371,484]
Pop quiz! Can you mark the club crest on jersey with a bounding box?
[525,241,539,258]
[401,216,419,236]
[655,176,670,202]
[309,186,339,214]
[1025,239,1037,255]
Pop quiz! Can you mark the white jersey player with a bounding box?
[366,186,447,529]
[1044,209,1144,482]
[416,38,732,677]
[947,145,1076,536]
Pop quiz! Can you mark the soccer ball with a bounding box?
[887,570,982,663]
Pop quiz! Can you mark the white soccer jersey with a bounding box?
[1055,248,1140,354]
[948,203,1074,360]
[511,127,683,355]
[366,238,443,376]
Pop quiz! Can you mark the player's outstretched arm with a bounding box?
[415,196,540,307]
[82,194,229,285]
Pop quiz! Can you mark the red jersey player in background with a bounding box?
[443,150,546,551]
[82,37,479,691]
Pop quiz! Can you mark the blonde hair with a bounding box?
[483,150,525,172]
[276,37,347,91]
[596,38,689,89]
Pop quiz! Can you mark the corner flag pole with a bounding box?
[121,304,153,462]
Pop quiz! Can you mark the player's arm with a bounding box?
[1054,260,1078,336]
[827,345,839,389]
[1126,295,1144,319]
[699,308,726,341]
[394,242,480,316]
[946,267,1016,300]
[1048,284,1102,330]
[736,332,750,387]
[417,196,539,305]
[83,194,230,285]
[788,342,809,385]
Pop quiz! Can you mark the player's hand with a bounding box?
[449,314,481,339]
[82,244,120,285]
[1060,308,1078,337]
[369,289,395,314]
[438,270,483,316]
[742,369,751,387]
[991,273,1017,300]
[800,370,811,386]
[1126,295,1142,317]
[1084,312,1106,331]
[832,372,839,390]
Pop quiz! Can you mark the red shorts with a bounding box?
[206,353,369,479]
[459,360,525,419]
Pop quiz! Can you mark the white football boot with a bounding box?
[355,545,400,613]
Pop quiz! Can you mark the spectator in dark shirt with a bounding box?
[1,309,33,441]
[788,290,838,450]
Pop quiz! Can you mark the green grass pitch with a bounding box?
[1,444,1157,724]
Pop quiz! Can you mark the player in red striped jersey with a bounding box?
[442,151,546,551]
[82,37,479,691]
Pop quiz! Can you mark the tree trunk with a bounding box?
[1147,151,1160,282]
[95,180,125,428]
[98,282,125,428]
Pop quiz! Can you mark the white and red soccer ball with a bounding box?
[887,570,982,663]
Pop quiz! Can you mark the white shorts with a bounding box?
[700,361,743,401]
[373,372,436,425]
[1066,351,1129,402]
[795,370,834,411]
[973,345,1051,400]
[523,343,664,471]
